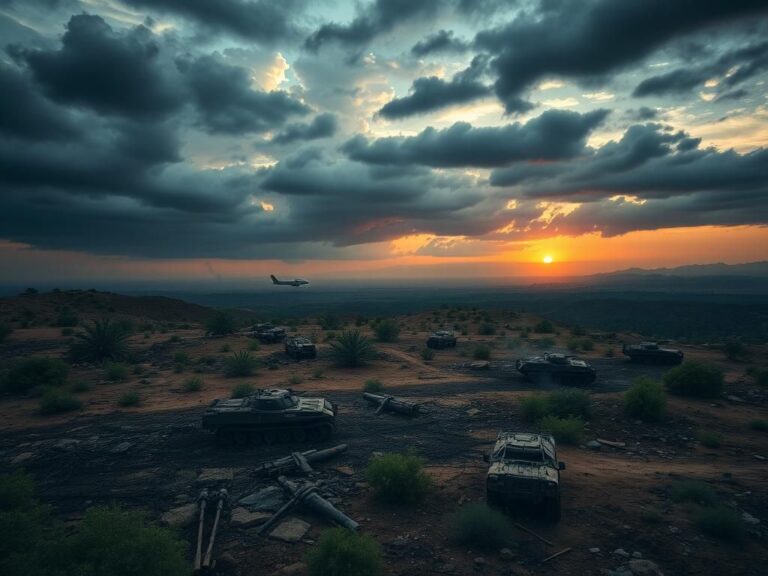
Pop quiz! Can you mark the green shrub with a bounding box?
[248,340,260,351]
[670,480,716,506]
[374,319,400,342]
[205,311,237,336]
[118,391,140,407]
[225,351,257,377]
[451,503,513,550]
[312,368,324,379]
[539,416,583,444]
[318,314,342,331]
[722,340,749,361]
[420,347,436,361]
[535,337,555,349]
[749,419,768,431]
[231,383,255,398]
[363,378,384,393]
[68,380,91,393]
[534,320,554,333]
[61,327,74,337]
[306,528,383,576]
[0,324,11,343]
[70,319,131,363]
[3,357,69,394]
[478,323,496,336]
[753,368,768,386]
[183,377,203,392]
[331,330,376,367]
[567,338,581,352]
[39,389,82,415]
[288,375,303,386]
[219,343,231,353]
[520,395,550,423]
[547,389,592,419]
[365,452,431,505]
[664,361,724,398]
[580,338,594,351]
[64,506,189,576]
[698,431,722,448]
[169,335,181,343]
[624,377,666,421]
[173,351,189,365]
[694,506,745,541]
[473,344,491,360]
[104,362,128,382]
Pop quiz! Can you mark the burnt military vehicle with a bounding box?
[285,336,317,359]
[202,388,336,445]
[426,330,457,349]
[255,324,286,344]
[622,342,683,364]
[516,353,596,386]
[484,431,565,521]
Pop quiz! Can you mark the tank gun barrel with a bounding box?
[253,444,348,476]
[362,392,424,415]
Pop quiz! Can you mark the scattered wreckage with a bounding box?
[363,392,424,416]
[202,388,337,445]
[622,341,684,364]
[285,336,317,359]
[426,330,457,349]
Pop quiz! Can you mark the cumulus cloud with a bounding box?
[272,113,338,144]
[411,29,469,57]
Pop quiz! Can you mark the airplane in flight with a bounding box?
[270,275,310,287]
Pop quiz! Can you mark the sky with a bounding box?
[1,0,768,287]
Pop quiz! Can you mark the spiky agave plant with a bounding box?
[70,318,131,363]
[225,351,258,377]
[331,330,376,367]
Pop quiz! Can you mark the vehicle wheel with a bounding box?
[293,428,307,443]
[216,429,234,446]
[278,429,292,443]
[262,430,277,445]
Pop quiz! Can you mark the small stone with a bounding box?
[269,562,308,576]
[628,558,664,576]
[586,440,602,450]
[742,512,760,525]
[500,547,515,559]
[335,465,354,476]
[467,408,480,416]
[589,547,601,553]
[161,503,198,527]
[753,454,766,461]
[668,526,679,534]
[110,441,133,453]
[469,361,490,370]
[230,507,270,527]
[53,438,80,450]
[270,517,310,543]
[473,556,485,566]
[613,548,630,558]
[197,468,234,483]
[12,452,35,464]
[239,486,286,511]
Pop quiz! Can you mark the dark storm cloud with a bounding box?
[411,29,469,57]
[120,0,300,42]
[633,41,768,98]
[624,107,658,121]
[272,113,338,144]
[378,55,490,119]
[475,0,768,112]
[305,0,442,51]
[0,63,77,140]
[19,14,182,119]
[344,109,609,167]
[177,55,310,134]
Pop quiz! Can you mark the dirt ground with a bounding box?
[2,307,767,576]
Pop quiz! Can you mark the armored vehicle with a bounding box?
[516,353,596,386]
[285,336,317,359]
[257,326,287,344]
[202,388,336,445]
[426,330,457,349]
[622,342,683,364]
[484,431,565,521]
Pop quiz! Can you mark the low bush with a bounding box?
[698,431,723,448]
[318,314,342,331]
[3,357,69,394]
[534,320,554,334]
[173,351,189,366]
[547,389,592,419]
[473,344,491,360]
[520,395,550,423]
[231,383,255,398]
[624,377,666,421]
[248,340,260,351]
[331,330,376,367]
[39,389,82,415]
[118,391,140,407]
[420,348,435,361]
[374,319,400,342]
[722,340,749,361]
[104,362,128,382]
[366,452,431,505]
[288,375,303,386]
[749,419,768,431]
[225,351,257,377]
[753,368,768,386]
[312,368,324,379]
[61,327,74,337]
[183,376,203,392]
[363,378,384,393]
[664,361,723,398]
[535,337,555,349]
[306,528,383,576]
[451,503,513,550]
[539,416,583,444]
[580,338,594,351]
[0,323,11,342]
[694,506,745,541]
[478,323,496,336]
[220,343,231,353]
[70,318,131,363]
[670,480,716,506]
[205,311,237,336]
[68,380,92,393]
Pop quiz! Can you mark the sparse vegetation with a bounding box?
[664,361,724,398]
[231,383,255,398]
[451,503,513,549]
[331,330,376,367]
[0,323,11,343]
[104,362,128,382]
[205,311,237,336]
[473,344,491,360]
[749,419,768,431]
[68,380,91,393]
[547,389,592,419]
[39,388,82,415]
[374,319,400,342]
[535,336,555,349]
[694,506,745,541]
[173,351,189,366]
[318,314,342,331]
[366,452,431,504]
[624,377,666,421]
[722,339,749,361]
[670,480,716,506]
[306,528,383,576]
[2,357,69,394]
[219,343,231,353]
[698,431,723,448]
[520,395,550,423]
[248,340,260,351]
[225,351,258,377]
[288,374,303,386]
[534,320,554,333]
[478,322,496,336]
[183,376,203,392]
[312,368,324,379]
[420,347,435,361]
[118,391,141,407]
[70,318,131,363]
[363,378,384,393]
[539,415,584,444]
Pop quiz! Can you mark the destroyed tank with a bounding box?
[257,325,287,344]
[622,342,683,364]
[426,330,457,349]
[285,336,317,359]
[484,431,566,521]
[516,352,596,386]
[202,388,336,445]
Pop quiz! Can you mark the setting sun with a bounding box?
[543,255,554,264]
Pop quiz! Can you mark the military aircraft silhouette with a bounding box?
[270,275,309,287]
